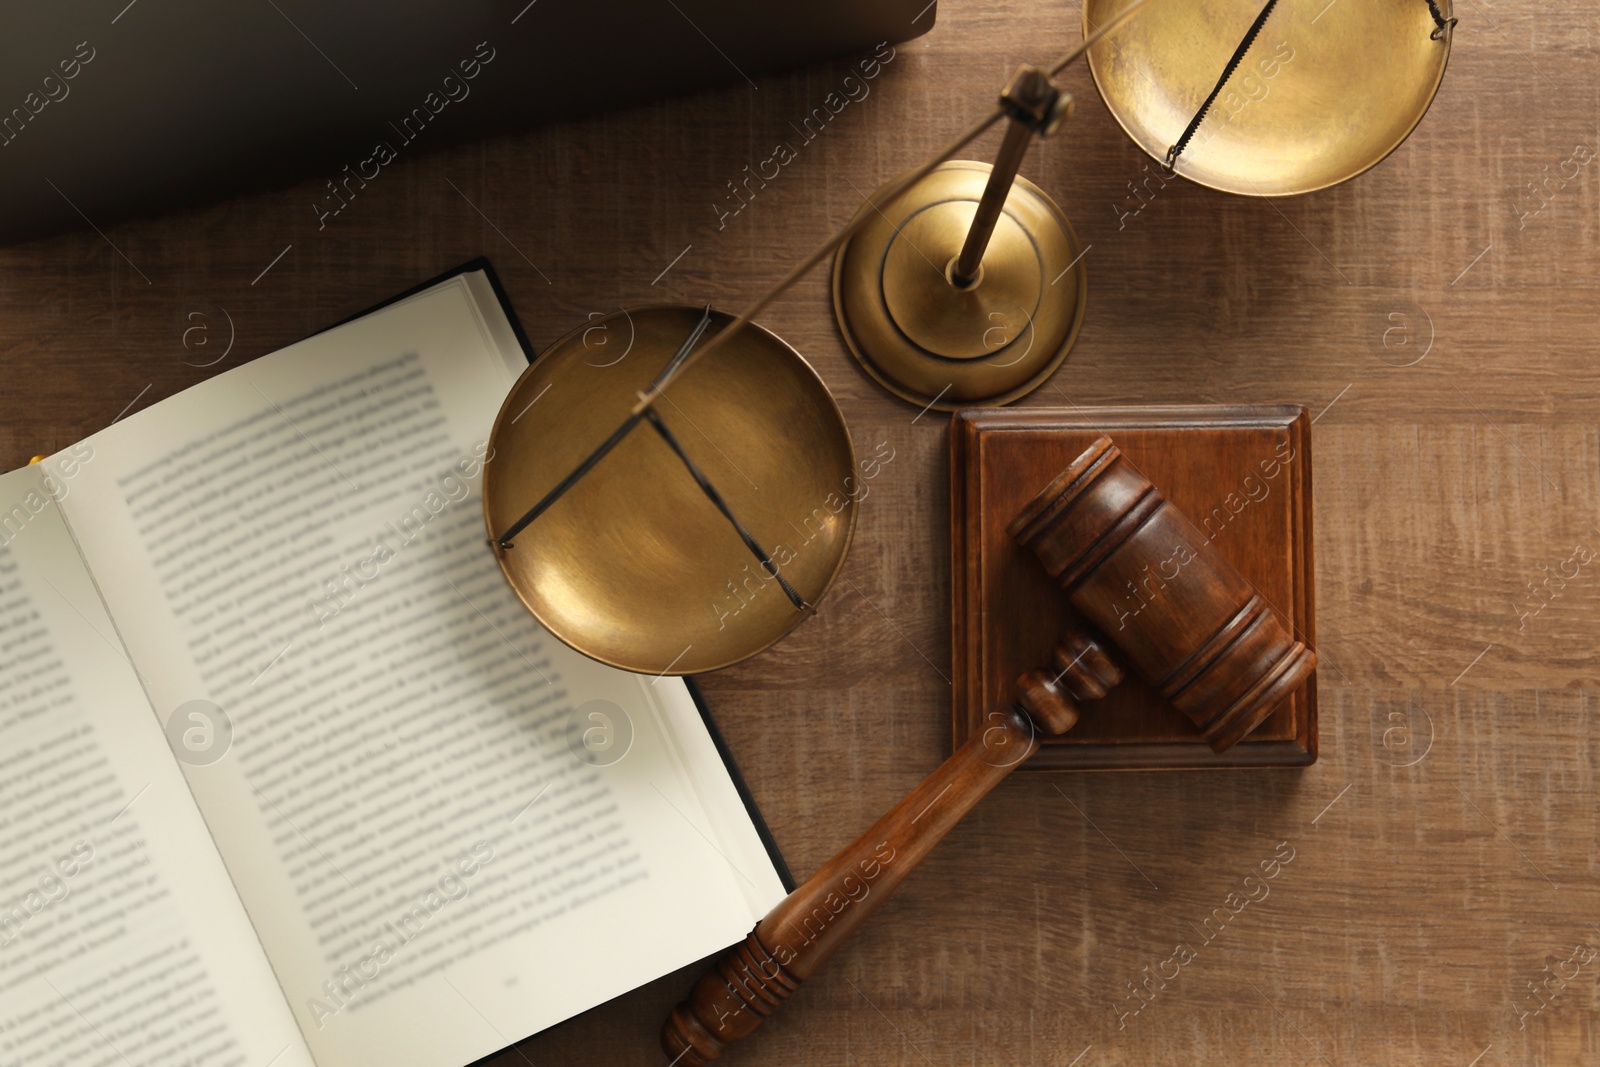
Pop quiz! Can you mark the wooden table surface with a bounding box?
[6,1,1598,1063]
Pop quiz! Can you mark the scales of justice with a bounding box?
[479,0,1453,1060]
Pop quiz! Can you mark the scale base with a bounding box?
[831,160,1087,411]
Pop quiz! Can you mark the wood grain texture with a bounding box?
[2,0,1598,1063]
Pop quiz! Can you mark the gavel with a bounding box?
[661,438,1316,1064]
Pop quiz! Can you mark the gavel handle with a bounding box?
[661,703,1039,1065]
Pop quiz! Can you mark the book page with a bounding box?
[49,274,785,1067]
[0,464,314,1067]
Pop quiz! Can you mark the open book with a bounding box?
[0,266,788,1067]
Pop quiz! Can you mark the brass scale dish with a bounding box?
[484,0,1452,675]
[484,307,855,675]
[1084,0,1454,196]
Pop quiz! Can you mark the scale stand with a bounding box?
[831,65,1088,412]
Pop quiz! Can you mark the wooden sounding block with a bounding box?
[952,405,1318,768]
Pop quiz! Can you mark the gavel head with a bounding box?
[1007,437,1315,753]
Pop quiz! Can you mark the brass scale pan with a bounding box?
[483,307,856,676]
[1084,0,1454,196]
